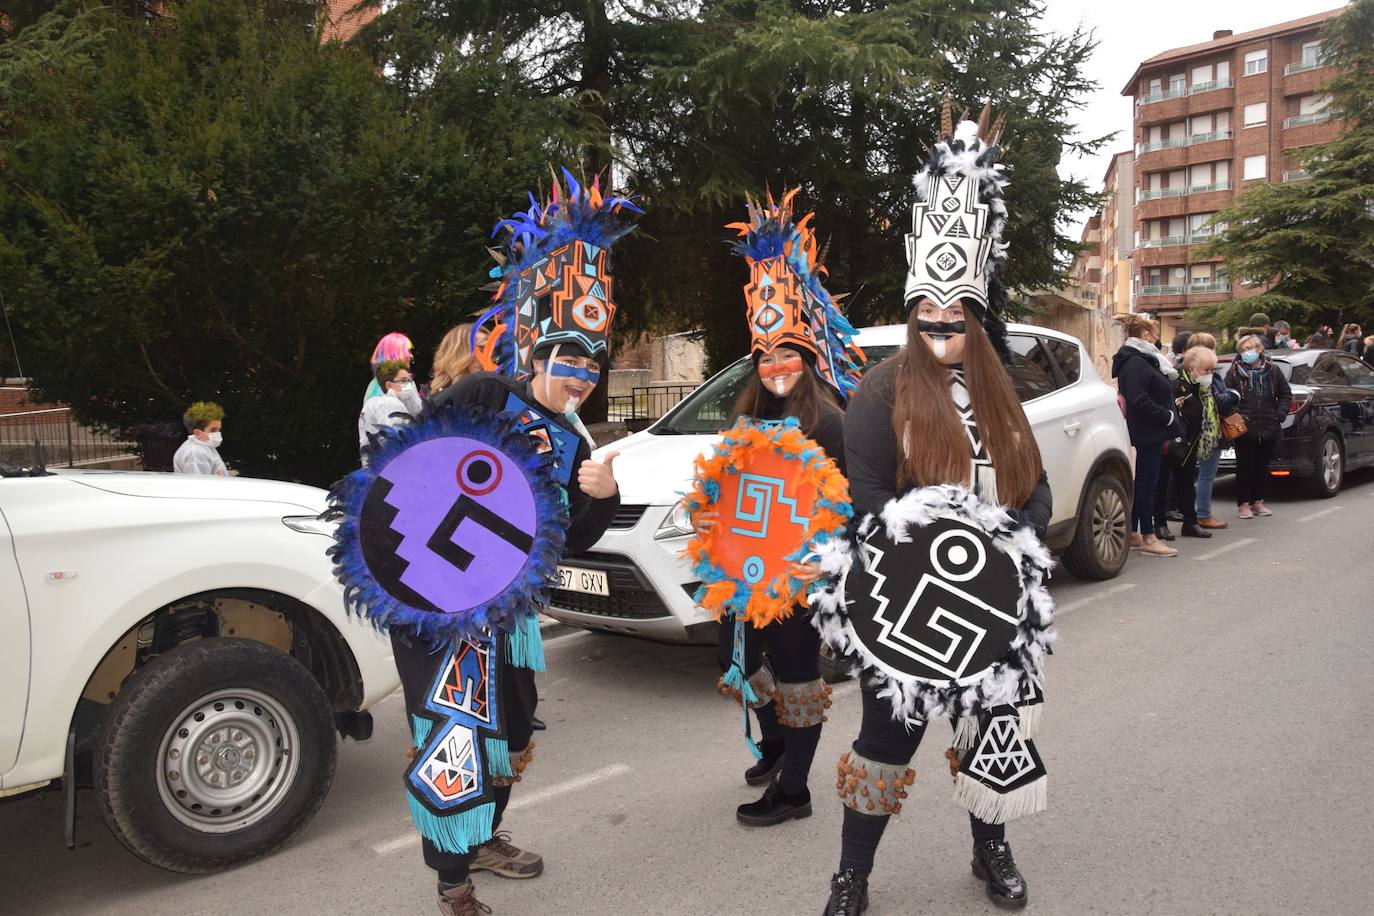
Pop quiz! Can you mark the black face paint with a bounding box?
[917,319,967,336]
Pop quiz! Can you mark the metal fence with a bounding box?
[0,408,139,468]
[606,384,698,423]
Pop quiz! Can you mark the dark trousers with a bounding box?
[1173,456,1200,524]
[391,629,537,884]
[838,679,1003,872]
[1234,437,1278,505]
[1132,443,1164,534]
[1153,457,1173,526]
[717,611,824,791]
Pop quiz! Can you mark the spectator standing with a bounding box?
[430,322,489,395]
[1248,313,1273,349]
[1341,324,1364,359]
[1187,333,1239,529]
[1271,321,1301,350]
[172,401,228,476]
[1112,314,1181,557]
[1172,347,1222,539]
[1362,335,1374,369]
[1151,331,1194,531]
[358,359,422,461]
[363,331,414,405]
[1224,335,1292,519]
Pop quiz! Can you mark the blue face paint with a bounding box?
[548,361,601,385]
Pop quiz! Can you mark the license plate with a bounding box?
[557,565,609,596]
[1220,448,1236,461]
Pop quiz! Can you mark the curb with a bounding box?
[538,614,583,643]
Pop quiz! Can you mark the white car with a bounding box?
[0,466,397,873]
[546,323,1133,644]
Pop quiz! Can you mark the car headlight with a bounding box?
[654,503,695,540]
[283,515,338,537]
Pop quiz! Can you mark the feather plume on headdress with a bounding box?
[476,168,643,376]
[726,188,865,400]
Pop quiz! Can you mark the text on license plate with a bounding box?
[557,565,609,596]
[1220,448,1236,460]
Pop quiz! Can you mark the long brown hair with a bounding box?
[731,354,837,435]
[431,323,480,393]
[890,311,1042,507]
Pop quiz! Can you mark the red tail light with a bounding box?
[1288,393,1311,415]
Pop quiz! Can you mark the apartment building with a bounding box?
[1121,8,1346,335]
[322,0,377,42]
[1099,151,1134,318]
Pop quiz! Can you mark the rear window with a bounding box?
[1006,334,1058,402]
[1041,337,1081,385]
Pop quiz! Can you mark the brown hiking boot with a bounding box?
[437,880,492,916]
[1197,516,1228,529]
[471,831,544,879]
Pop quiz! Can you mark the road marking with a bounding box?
[1054,582,1136,616]
[1298,505,1344,523]
[1193,537,1258,560]
[371,764,633,856]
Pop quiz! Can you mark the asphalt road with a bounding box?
[3,471,1372,916]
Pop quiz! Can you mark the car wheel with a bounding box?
[1303,433,1344,498]
[1061,471,1130,581]
[95,638,337,873]
[819,642,855,684]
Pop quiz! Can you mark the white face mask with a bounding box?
[394,380,422,413]
[205,431,223,448]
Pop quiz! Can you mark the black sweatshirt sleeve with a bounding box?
[1016,471,1053,539]
[811,406,848,476]
[843,362,900,518]
[1272,364,1293,418]
[564,435,620,554]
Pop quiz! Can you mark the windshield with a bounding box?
[653,345,903,435]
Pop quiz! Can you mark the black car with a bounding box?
[1216,349,1374,497]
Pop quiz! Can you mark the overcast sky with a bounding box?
[1043,0,1345,235]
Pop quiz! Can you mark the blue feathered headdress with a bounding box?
[727,188,865,400]
[476,168,643,376]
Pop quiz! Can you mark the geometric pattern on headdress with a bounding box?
[727,188,865,400]
[477,168,643,377]
[904,106,1010,329]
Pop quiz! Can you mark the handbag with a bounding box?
[1221,412,1248,441]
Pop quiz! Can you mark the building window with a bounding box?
[1191,64,1212,85]
[1244,103,1266,127]
[1168,72,1186,92]
[1244,49,1268,75]
[1216,60,1231,80]
[1301,40,1323,66]
[1299,94,1331,115]
[1243,155,1267,181]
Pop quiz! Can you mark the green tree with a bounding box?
[1192,0,1374,333]
[0,1,553,484]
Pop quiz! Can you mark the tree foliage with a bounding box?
[1192,0,1374,333]
[0,0,555,484]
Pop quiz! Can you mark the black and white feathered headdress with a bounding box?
[904,99,1012,360]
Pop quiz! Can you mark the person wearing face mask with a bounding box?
[362,331,415,406]
[1224,334,1292,519]
[694,189,864,829]
[172,401,228,476]
[821,109,1053,915]
[397,169,636,916]
[1272,320,1301,350]
[358,359,423,462]
[1112,314,1183,558]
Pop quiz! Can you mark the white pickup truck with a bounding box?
[0,465,398,873]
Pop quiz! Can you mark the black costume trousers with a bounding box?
[838,678,1004,873]
[716,611,824,791]
[391,629,537,884]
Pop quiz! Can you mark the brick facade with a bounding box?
[1121,8,1346,337]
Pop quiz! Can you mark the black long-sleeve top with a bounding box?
[842,357,1053,538]
[745,389,847,476]
[432,371,620,554]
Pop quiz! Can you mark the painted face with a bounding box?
[533,347,601,413]
[758,348,805,397]
[359,438,538,615]
[915,298,967,365]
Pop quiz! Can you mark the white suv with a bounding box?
[0,466,397,872]
[547,323,1132,644]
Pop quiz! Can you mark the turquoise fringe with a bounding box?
[407,794,495,854]
[506,614,546,671]
[485,736,513,777]
[411,715,433,747]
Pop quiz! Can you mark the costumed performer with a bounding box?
[689,189,864,827]
[417,169,638,914]
[818,103,1053,914]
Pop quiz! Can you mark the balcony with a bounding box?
[1139,236,1186,249]
[1189,232,1218,244]
[1188,180,1232,194]
[1138,137,1188,154]
[1284,59,1323,75]
[1139,285,1188,297]
[1137,78,1233,107]
[1284,111,1336,129]
[1189,129,1233,145]
[1282,169,1311,182]
[1140,187,1186,201]
[1189,78,1234,95]
[1189,280,1231,294]
[1138,181,1231,203]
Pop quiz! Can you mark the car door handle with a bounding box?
[1063,420,1081,436]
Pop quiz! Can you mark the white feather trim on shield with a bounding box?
[809,483,1055,726]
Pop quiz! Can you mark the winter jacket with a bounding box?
[1342,335,1365,359]
[1112,343,1182,446]
[1223,358,1293,444]
[1211,373,1239,416]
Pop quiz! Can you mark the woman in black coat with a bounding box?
[1111,314,1183,557]
[1224,333,1293,518]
